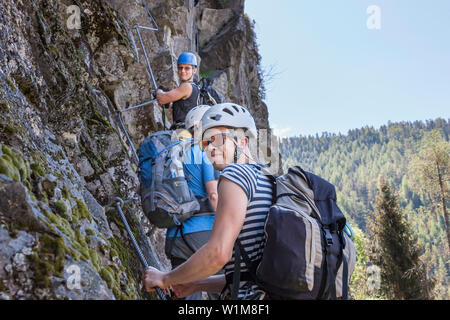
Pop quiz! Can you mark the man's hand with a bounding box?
[142,266,168,292]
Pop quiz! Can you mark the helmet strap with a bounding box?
[233,138,244,163]
[181,77,193,83]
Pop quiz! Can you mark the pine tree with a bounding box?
[408,130,450,250]
[349,226,385,300]
[367,179,431,299]
[279,119,449,298]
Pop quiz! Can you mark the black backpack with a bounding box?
[231,166,357,300]
[197,77,222,106]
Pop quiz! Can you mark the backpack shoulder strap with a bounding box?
[188,81,200,105]
[155,140,182,158]
[230,239,259,300]
[206,91,217,105]
[250,163,277,203]
[229,164,276,298]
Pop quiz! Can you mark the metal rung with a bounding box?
[118,1,162,164]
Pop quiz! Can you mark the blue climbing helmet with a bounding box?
[177,52,197,67]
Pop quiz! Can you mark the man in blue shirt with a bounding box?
[165,105,218,299]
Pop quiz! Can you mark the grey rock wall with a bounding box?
[0,0,274,299]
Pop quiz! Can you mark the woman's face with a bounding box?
[177,64,196,82]
[202,127,238,170]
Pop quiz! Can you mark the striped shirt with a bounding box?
[219,163,274,299]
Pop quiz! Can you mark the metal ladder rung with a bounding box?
[118,0,163,164]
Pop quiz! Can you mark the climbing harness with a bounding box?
[117,0,162,163]
[108,197,173,300]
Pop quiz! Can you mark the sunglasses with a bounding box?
[177,66,194,71]
[199,133,238,151]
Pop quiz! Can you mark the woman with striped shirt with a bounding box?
[143,103,274,300]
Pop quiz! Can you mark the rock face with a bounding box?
[0,0,275,299]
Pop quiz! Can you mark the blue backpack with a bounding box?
[138,131,199,228]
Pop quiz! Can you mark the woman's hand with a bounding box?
[142,267,168,292]
[156,89,164,104]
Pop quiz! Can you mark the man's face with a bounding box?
[177,64,196,82]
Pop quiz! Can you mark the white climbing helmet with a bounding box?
[185,105,211,130]
[200,103,257,139]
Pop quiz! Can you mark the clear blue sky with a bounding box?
[245,0,450,137]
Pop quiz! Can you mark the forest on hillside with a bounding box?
[279,118,449,299]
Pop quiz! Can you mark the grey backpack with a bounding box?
[138,131,200,228]
[232,166,356,300]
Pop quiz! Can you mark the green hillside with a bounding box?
[279,118,449,299]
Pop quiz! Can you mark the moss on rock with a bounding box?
[54,200,68,218]
[30,163,45,177]
[0,157,20,181]
[100,265,122,298]
[0,279,6,292]
[89,249,102,273]
[72,198,92,223]
[0,145,30,182]
[79,142,107,175]
[72,229,90,262]
[43,209,76,240]
[61,187,70,200]
[85,228,95,236]
[2,145,30,180]
[5,77,16,91]
[27,234,69,288]
[0,123,19,135]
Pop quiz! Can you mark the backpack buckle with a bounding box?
[324,227,333,247]
[172,215,181,226]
